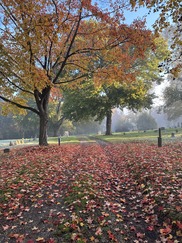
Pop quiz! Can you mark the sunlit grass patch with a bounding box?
[93,129,182,144]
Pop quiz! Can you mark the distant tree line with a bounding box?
[0,111,101,140]
[0,109,159,140]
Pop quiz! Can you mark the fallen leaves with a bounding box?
[0,142,181,242]
[160,227,172,235]
[95,226,102,236]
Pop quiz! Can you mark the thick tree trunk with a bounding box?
[39,112,48,146]
[34,86,51,146]
[105,110,112,135]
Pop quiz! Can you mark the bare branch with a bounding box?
[51,0,58,18]
[55,73,89,84]
[53,5,83,83]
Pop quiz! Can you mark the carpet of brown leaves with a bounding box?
[0,142,182,242]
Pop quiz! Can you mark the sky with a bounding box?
[124,6,160,30]
[124,6,167,106]
[96,0,160,30]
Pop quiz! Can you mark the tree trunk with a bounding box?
[39,112,48,146]
[34,86,51,146]
[105,110,112,135]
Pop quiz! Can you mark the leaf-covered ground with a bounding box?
[0,142,182,243]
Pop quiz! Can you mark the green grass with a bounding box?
[17,128,182,146]
[55,174,98,242]
[91,128,182,143]
[48,135,96,144]
[48,136,80,144]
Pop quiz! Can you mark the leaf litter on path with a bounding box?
[0,143,181,242]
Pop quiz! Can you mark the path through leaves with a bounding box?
[0,142,182,242]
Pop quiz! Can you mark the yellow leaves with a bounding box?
[90,236,95,241]
[116,214,123,222]
[71,213,80,224]
[120,198,126,203]
[71,233,78,241]
[13,97,27,105]
[32,226,39,231]
[1,100,27,116]
[141,183,145,188]
[154,36,170,60]
[101,212,110,217]
[9,233,25,241]
[36,237,45,242]
[176,230,182,237]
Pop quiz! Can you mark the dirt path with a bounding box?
[0,143,181,242]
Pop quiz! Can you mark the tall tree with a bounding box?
[62,80,154,135]
[163,81,182,120]
[0,0,155,145]
[62,36,169,135]
[131,0,181,77]
[136,112,158,130]
[161,24,182,120]
[162,24,182,80]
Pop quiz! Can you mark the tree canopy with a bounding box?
[136,112,158,130]
[163,80,182,120]
[131,0,181,80]
[62,36,169,135]
[62,80,154,135]
[131,0,181,32]
[0,0,156,145]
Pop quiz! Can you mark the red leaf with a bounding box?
[107,230,116,241]
[130,226,136,231]
[176,221,182,230]
[160,227,172,235]
[147,226,154,231]
[47,239,56,243]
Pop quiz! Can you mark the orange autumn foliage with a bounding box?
[0,0,155,145]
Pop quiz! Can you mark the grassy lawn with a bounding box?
[48,136,81,144]
[1,128,181,149]
[92,128,182,144]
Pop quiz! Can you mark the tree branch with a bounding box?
[53,5,83,83]
[0,95,39,115]
[55,73,89,84]
[0,71,34,95]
